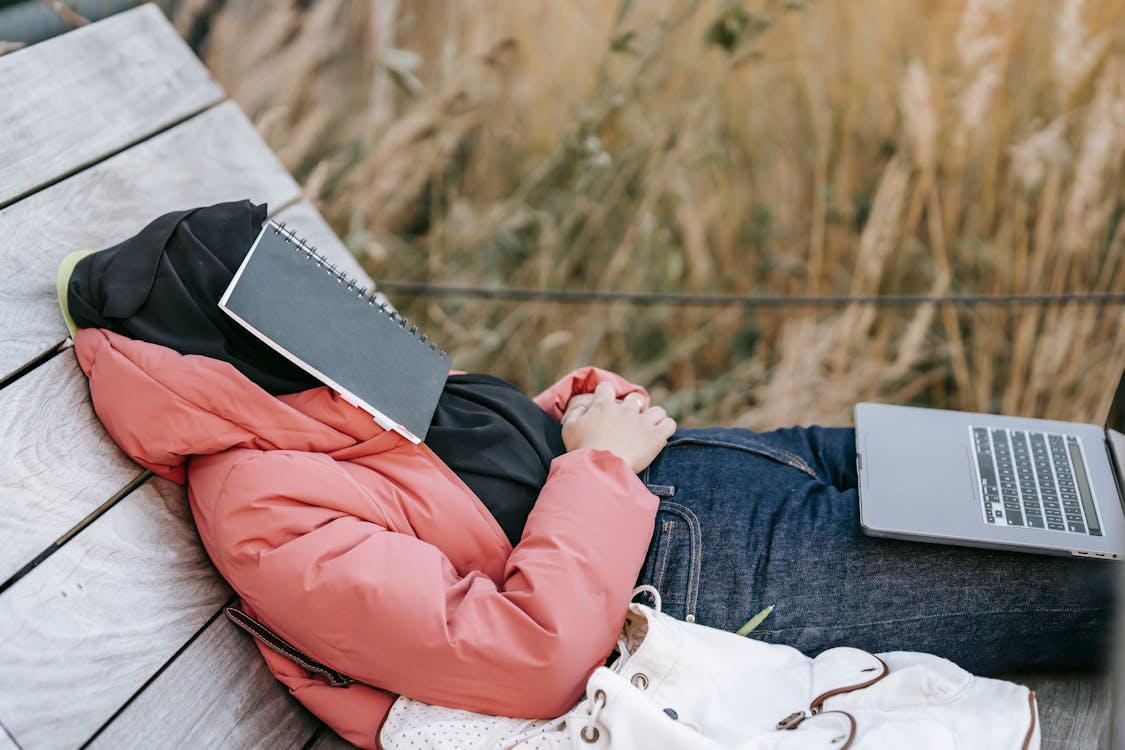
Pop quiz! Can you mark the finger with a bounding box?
[563,404,589,424]
[570,401,591,417]
[567,393,595,410]
[564,394,593,414]
[623,393,645,411]
[644,406,667,424]
[625,391,649,409]
[656,417,677,438]
[592,381,617,403]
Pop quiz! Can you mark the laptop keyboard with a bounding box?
[971,426,1101,535]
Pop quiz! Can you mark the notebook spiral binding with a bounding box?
[271,221,446,357]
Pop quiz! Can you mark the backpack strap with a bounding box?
[225,604,360,689]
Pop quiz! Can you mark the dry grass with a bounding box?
[183,0,1125,429]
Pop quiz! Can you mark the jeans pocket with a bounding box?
[639,495,702,623]
[665,433,817,478]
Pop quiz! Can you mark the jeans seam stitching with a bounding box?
[658,500,702,619]
[654,520,672,595]
[770,607,1111,631]
[667,436,817,478]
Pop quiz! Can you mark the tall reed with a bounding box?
[184,0,1125,428]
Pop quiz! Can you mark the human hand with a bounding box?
[562,392,596,419]
[562,386,648,419]
[561,381,676,474]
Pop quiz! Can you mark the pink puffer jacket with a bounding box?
[74,328,659,749]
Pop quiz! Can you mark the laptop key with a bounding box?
[972,425,1106,539]
[976,451,997,482]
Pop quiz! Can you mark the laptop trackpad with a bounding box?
[866,438,975,533]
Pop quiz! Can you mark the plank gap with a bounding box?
[78,598,234,750]
[0,339,68,393]
[0,470,152,596]
[82,593,320,749]
[0,722,20,750]
[0,99,224,214]
[0,100,303,376]
[0,476,235,747]
[0,4,224,207]
[300,725,332,750]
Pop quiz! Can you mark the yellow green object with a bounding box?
[56,249,95,337]
[736,604,774,637]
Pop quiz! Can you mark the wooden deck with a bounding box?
[0,4,1110,748]
[0,6,354,748]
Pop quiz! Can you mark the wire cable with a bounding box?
[373,281,1125,309]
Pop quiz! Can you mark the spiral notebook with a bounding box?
[219,221,450,442]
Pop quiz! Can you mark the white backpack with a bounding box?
[380,591,1040,749]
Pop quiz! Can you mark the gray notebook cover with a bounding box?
[219,222,450,442]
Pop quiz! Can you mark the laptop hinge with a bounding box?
[1106,428,1125,515]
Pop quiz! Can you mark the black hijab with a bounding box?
[68,200,566,545]
[67,200,319,394]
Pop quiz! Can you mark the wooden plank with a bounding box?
[0,204,352,747]
[308,728,357,750]
[182,674,1119,750]
[1018,671,1109,749]
[0,100,303,583]
[0,4,223,208]
[274,201,392,310]
[0,208,353,587]
[88,616,319,750]
[0,99,301,381]
[0,476,232,750]
[0,351,140,585]
[276,201,373,287]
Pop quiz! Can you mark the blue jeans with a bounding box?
[636,427,1115,675]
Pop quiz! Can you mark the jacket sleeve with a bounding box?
[192,447,659,721]
[532,366,650,420]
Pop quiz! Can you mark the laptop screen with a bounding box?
[1106,370,1125,749]
[1108,369,1125,435]
[1106,369,1125,491]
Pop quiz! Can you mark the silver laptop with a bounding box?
[855,369,1125,559]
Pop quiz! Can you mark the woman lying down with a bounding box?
[60,202,1112,748]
